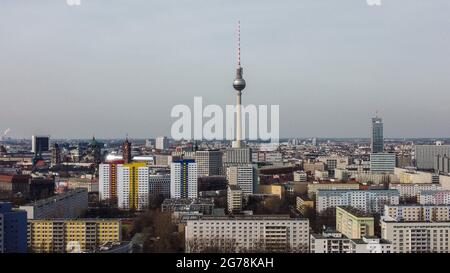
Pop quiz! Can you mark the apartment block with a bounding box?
[316,189,399,214]
[28,219,121,253]
[336,206,374,239]
[418,190,450,205]
[384,204,450,222]
[185,215,309,253]
[19,188,88,220]
[381,219,450,253]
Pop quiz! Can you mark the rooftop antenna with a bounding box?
[237,20,241,68]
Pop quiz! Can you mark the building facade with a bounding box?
[226,164,257,196]
[370,153,396,174]
[415,145,450,170]
[19,188,88,219]
[195,150,222,177]
[99,160,124,201]
[227,185,243,214]
[389,183,442,199]
[28,219,121,253]
[371,116,384,153]
[381,219,450,253]
[117,162,149,210]
[170,160,198,199]
[316,189,400,214]
[418,190,450,205]
[0,202,27,253]
[384,204,450,222]
[185,215,309,253]
[336,206,375,239]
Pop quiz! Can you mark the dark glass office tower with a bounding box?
[371,116,384,153]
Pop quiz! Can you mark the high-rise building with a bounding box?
[195,150,222,177]
[415,144,450,170]
[117,162,149,210]
[28,219,121,253]
[155,136,169,151]
[170,160,198,199]
[122,138,132,164]
[51,143,61,165]
[31,135,50,155]
[226,164,257,196]
[370,153,396,174]
[148,174,171,198]
[222,148,252,173]
[0,202,27,253]
[371,116,384,153]
[99,160,124,202]
[227,185,243,214]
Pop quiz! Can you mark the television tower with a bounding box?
[232,21,246,148]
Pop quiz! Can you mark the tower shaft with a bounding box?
[234,91,243,148]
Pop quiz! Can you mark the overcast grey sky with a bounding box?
[1,0,450,139]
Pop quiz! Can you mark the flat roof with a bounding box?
[337,206,374,218]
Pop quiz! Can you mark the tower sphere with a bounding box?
[233,78,246,91]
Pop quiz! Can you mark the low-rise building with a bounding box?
[350,237,391,253]
[310,229,390,253]
[310,229,352,253]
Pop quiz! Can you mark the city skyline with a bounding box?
[2,0,450,139]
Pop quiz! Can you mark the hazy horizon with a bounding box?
[1,0,450,139]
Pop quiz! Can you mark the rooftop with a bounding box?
[337,206,374,218]
[162,198,214,206]
[21,188,87,207]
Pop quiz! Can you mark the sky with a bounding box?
[1,0,450,139]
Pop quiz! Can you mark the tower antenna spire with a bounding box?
[237,20,241,68]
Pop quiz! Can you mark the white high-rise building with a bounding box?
[117,162,149,210]
[170,160,198,199]
[226,164,256,196]
[156,136,169,151]
[99,161,124,202]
